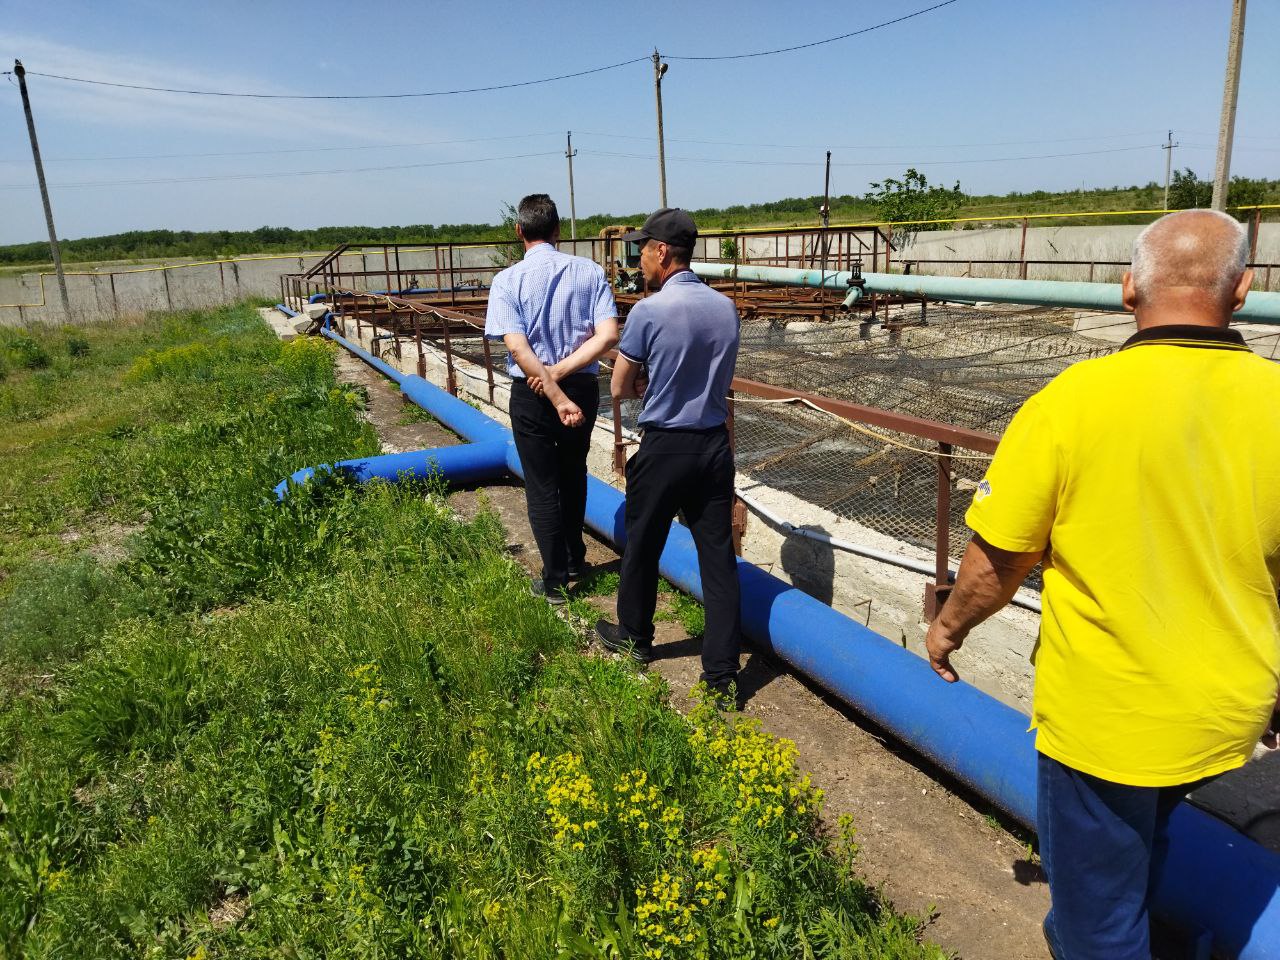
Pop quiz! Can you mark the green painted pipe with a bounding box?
[690,262,1280,325]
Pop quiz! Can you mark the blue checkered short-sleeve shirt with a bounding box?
[484,243,618,378]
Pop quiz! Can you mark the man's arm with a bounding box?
[502,333,583,427]
[529,318,620,393]
[610,353,648,402]
[924,534,1042,683]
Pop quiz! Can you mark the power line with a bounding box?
[0,129,1171,167]
[664,0,959,60]
[0,57,649,100]
[0,141,1159,190]
[1182,143,1280,153]
[0,132,561,164]
[579,144,1160,168]
[578,129,1167,151]
[0,2,961,101]
[0,150,563,190]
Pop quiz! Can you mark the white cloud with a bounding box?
[1,33,419,143]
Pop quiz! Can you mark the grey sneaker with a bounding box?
[595,620,652,664]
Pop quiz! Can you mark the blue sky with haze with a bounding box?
[1,0,1277,244]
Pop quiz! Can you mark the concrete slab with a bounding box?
[258,306,297,342]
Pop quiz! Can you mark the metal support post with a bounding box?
[611,394,627,478]
[1019,218,1029,280]
[924,442,954,621]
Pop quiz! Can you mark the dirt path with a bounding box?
[334,350,1054,959]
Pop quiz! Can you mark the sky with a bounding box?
[0,0,1277,245]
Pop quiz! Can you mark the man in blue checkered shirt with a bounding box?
[485,194,619,603]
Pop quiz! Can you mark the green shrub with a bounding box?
[6,335,50,370]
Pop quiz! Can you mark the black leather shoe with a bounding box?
[568,559,591,581]
[531,579,568,606]
[595,619,652,664]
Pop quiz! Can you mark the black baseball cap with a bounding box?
[622,208,698,248]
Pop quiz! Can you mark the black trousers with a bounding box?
[617,426,742,687]
[509,374,600,589]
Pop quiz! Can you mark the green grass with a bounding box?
[0,305,942,959]
[394,399,438,426]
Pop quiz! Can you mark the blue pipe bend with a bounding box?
[273,441,509,501]
[272,302,1280,958]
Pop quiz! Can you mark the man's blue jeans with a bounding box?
[1038,753,1199,959]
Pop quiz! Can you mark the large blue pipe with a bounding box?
[274,302,1280,957]
[273,442,509,499]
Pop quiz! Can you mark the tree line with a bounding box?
[1,172,1275,268]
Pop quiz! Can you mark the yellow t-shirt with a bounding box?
[967,325,1280,786]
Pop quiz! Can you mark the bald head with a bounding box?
[1129,209,1250,311]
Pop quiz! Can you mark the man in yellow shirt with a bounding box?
[925,209,1280,959]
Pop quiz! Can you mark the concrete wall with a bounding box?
[894,221,1280,288]
[0,246,508,327]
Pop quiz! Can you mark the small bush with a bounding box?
[66,336,90,358]
[6,335,50,370]
[125,341,221,382]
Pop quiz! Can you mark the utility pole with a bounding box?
[1211,0,1246,211]
[652,49,669,207]
[1162,130,1179,209]
[14,60,70,321]
[820,151,832,270]
[565,131,578,242]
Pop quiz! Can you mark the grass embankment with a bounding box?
[0,306,940,958]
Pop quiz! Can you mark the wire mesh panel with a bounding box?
[731,399,989,561]
[737,304,1122,433]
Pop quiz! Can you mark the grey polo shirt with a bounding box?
[617,270,740,430]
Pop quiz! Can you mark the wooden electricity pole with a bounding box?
[1211,0,1246,211]
[14,60,71,320]
[652,49,669,207]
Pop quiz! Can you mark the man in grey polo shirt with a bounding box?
[595,208,743,700]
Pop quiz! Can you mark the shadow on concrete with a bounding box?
[735,651,781,707]
[1012,859,1047,886]
[779,525,837,606]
